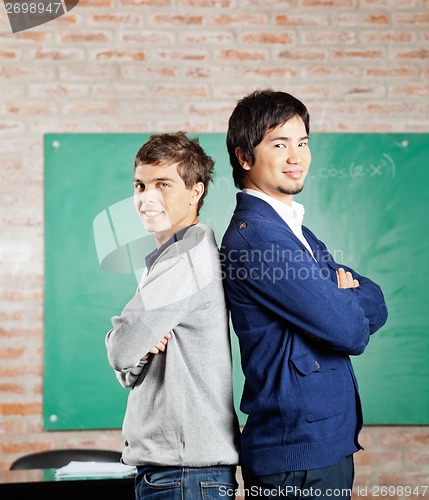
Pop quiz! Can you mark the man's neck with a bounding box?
[154,219,198,248]
[243,187,294,207]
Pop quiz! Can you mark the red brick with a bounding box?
[94,50,146,60]
[378,471,429,485]
[31,48,84,60]
[214,14,268,26]
[305,66,359,78]
[0,50,19,59]
[394,12,429,24]
[0,403,41,417]
[0,290,43,303]
[0,419,28,435]
[390,85,429,96]
[157,50,207,61]
[304,30,357,44]
[366,67,419,79]
[77,0,113,6]
[404,449,429,465]
[303,0,353,6]
[90,14,141,26]
[362,0,414,5]
[241,32,295,44]
[333,48,385,59]
[366,102,423,114]
[242,0,294,5]
[0,328,43,341]
[152,14,204,26]
[157,121,212,133]
[121,0,170,4]
[360,31,414,43]
[49,12,78,25]
[0,121,24,134]
[334,13,389,25]
[188,103,234,118]
[0,441,52,456]
[58,65,118,80]
[28,83,88,98]
[181,31,234,44]
[154,85,208,97]
[121,31,174,44]
[275,14,329,26]
[184,66,236,79]
[61,100,118,115]
[393,48,429,59]
[91,83,149,98]
[59,31,112,43]
[276,49,327,61]
[0,67,56,80]
[373,427,429,447]
[216,49,268,61]
[121,66,177,78]
[183,0,232,5]
[0,311,25,321]
[0,383,26,395]
[2,102,58,115]
[243,67,299,79]
[0,31,48,42]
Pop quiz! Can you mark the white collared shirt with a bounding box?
[243,188,314,258]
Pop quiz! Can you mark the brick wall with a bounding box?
[0,0,428,496]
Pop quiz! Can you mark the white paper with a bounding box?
[55,460,137,479]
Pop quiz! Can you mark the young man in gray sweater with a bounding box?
[105,132,240,500]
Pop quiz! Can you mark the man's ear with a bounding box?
[190,182,204,206]
[235,147,251,171]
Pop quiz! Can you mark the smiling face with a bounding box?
[237,115,312,205]
[133,162,204,247]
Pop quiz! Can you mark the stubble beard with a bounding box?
[278,183,304,196]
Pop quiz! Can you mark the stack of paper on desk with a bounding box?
[55,461,137,479]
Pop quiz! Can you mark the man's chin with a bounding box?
[278,184,304,196]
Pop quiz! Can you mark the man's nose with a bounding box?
[139,187,160,203]
[287,147,303,165]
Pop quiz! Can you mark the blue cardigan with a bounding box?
[221,192,388,476]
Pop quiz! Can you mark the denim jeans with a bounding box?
[242,455,354,500]
[135,465,237,499]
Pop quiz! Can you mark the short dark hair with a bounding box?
[226,89,310,189]
[134,131,214,214]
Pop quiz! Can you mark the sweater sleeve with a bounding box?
[224,234,387,356]
[105,251,203,371]
[305,229,388,335]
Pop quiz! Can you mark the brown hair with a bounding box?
[135,131,214,214]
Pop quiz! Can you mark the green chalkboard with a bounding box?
[44,133,428,430]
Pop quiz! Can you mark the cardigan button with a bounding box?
[239,222,247,230]
[315,360,321,369]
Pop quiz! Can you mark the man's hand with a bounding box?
[337,267,359,289]
[141,332,172,361]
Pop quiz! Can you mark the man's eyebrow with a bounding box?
[270,135,309,142]
[133,176,176,183]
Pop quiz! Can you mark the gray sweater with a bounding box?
[105,224,240,467]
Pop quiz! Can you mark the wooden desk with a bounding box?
[0,468,135,499]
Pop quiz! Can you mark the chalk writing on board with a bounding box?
[315,153,396,180]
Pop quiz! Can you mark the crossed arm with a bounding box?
[113,331,171,388]
[141,331,171,360]
[337,267,359,289]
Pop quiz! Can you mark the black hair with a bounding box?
[226,89,310,189]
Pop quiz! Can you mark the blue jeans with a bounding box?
[135,465,237,499]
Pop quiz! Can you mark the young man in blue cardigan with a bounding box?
[221,90,388,499]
